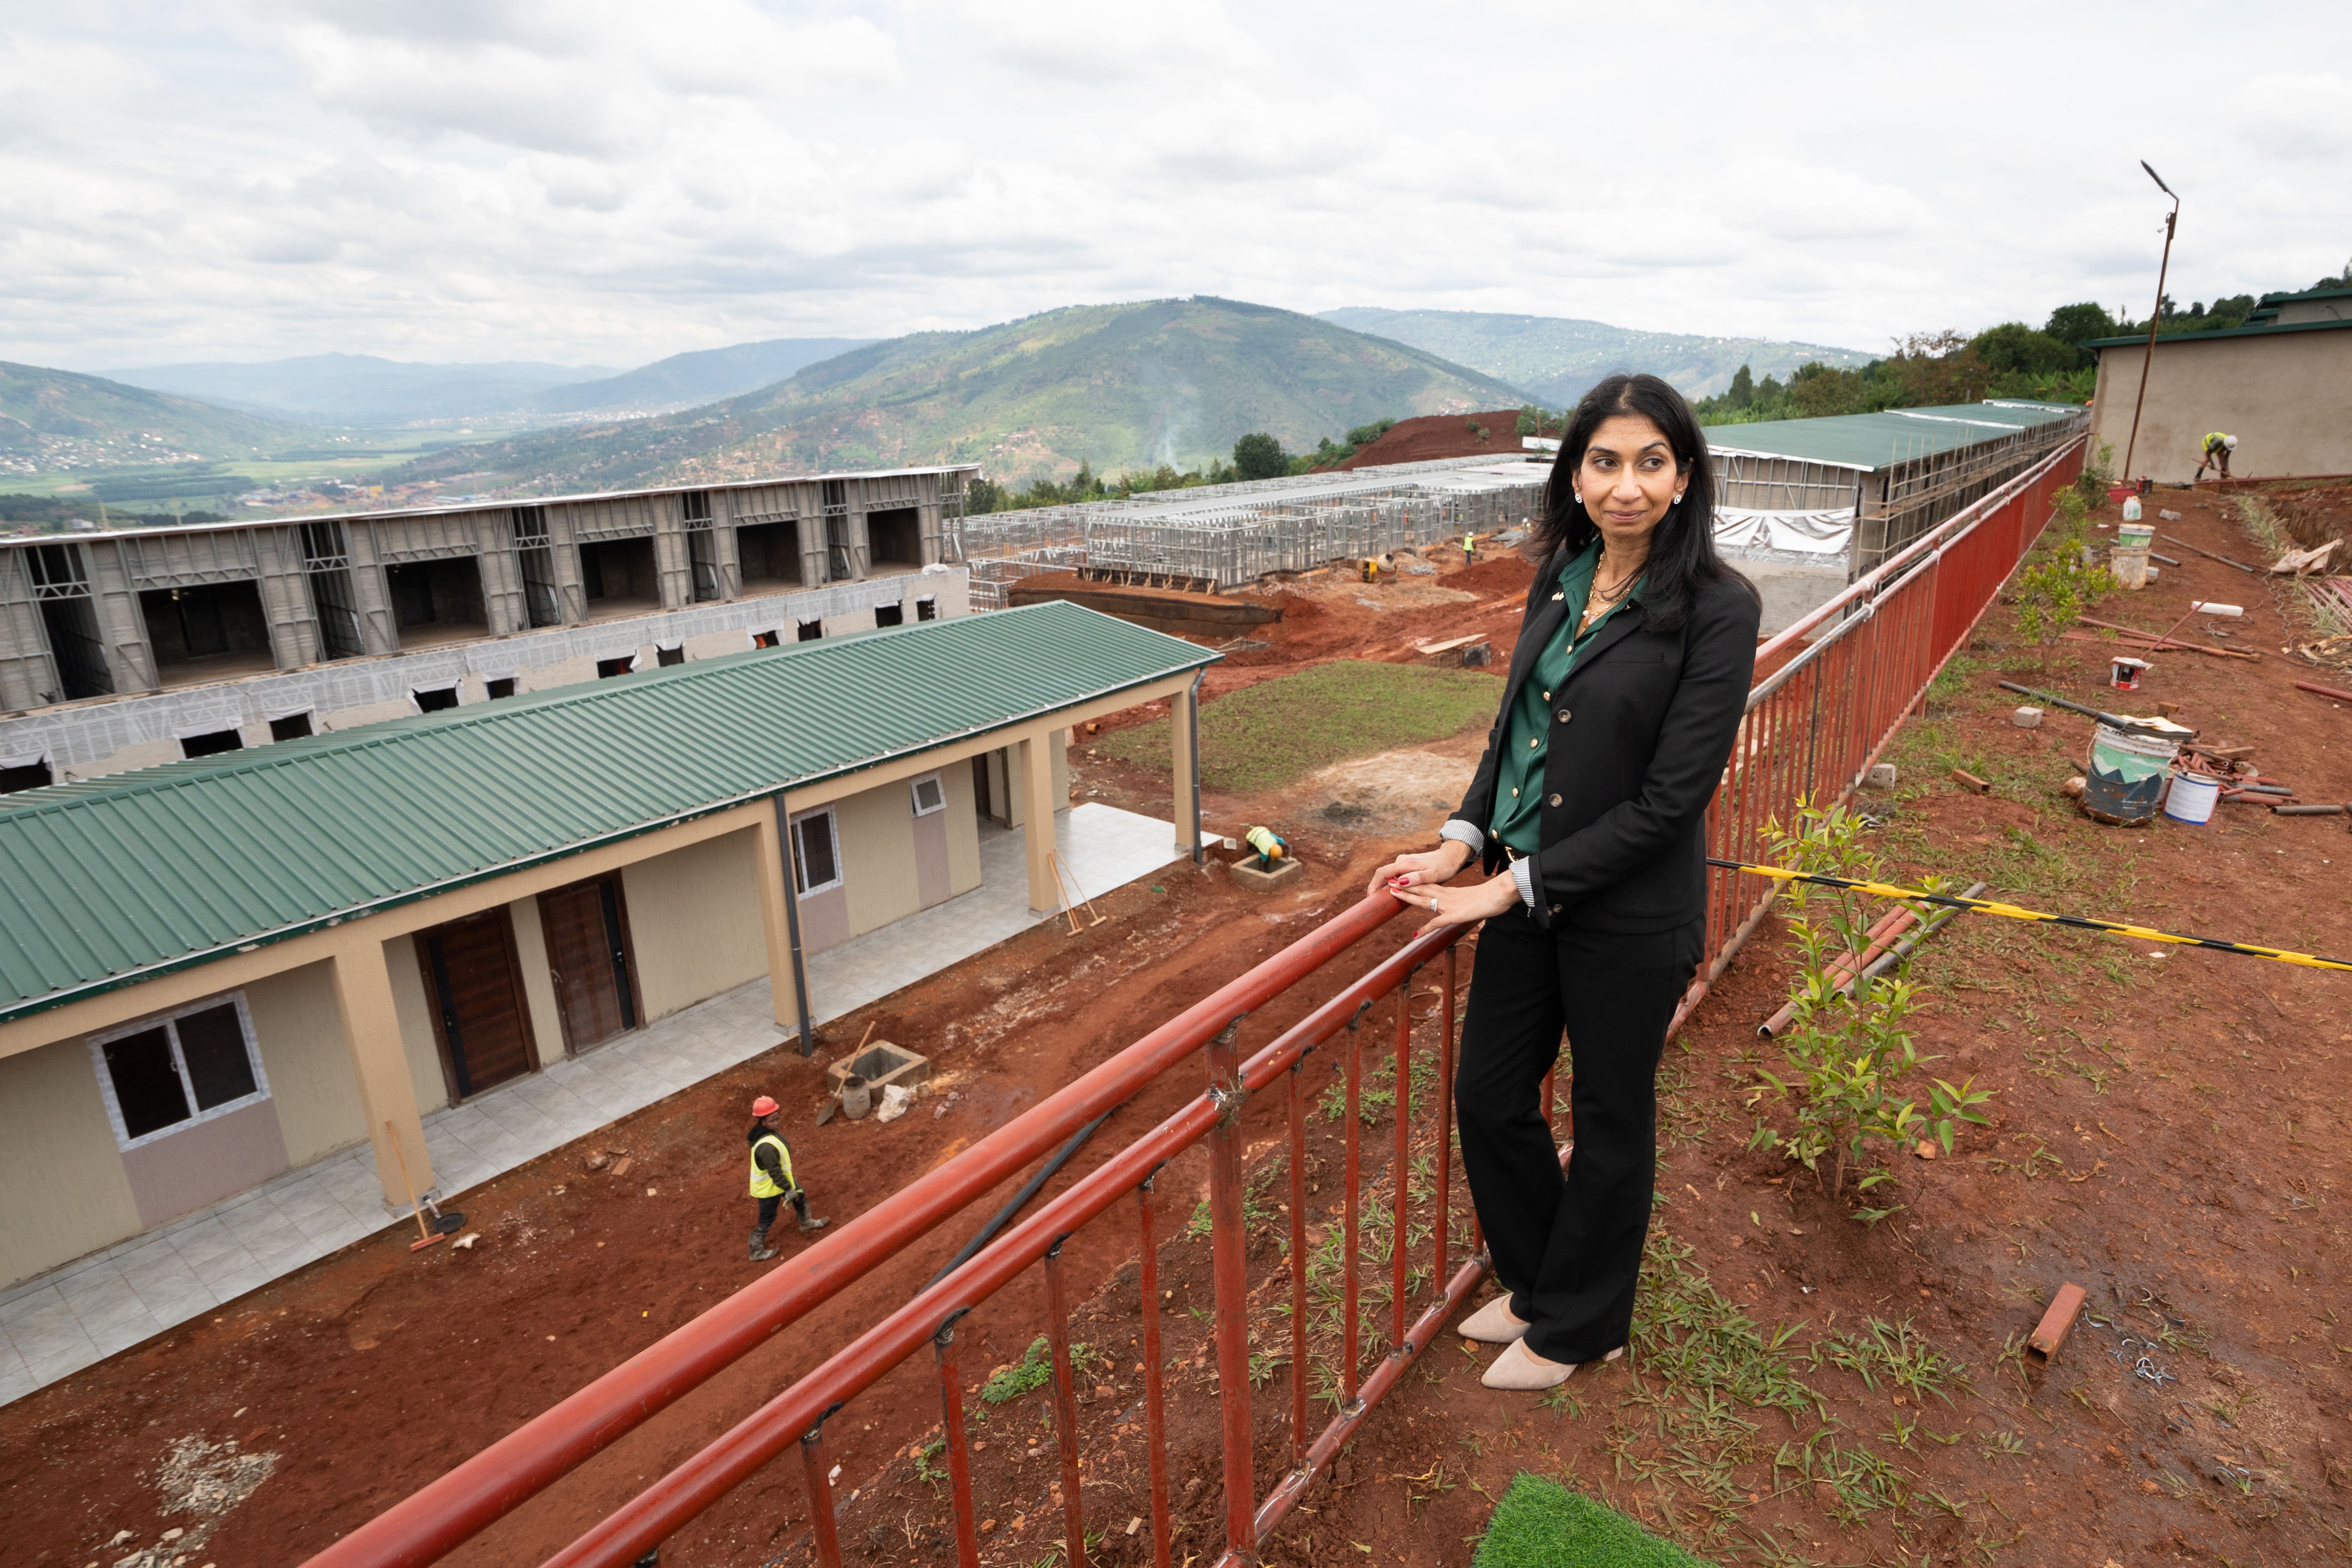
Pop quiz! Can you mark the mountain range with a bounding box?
[1317,308,1873,405]
[386,298,1529,493]
[103,338,878,428]
[0,361,315,475]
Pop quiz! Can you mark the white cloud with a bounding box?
[1,0,2344,374]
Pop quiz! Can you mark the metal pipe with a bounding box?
[933,1325,981,1568]
[924,1110,1112,1289]
[306,889,1413,1568]
[1042,1244,1090,1568]
[2122,161,2180,483]
[1138,1176,1172,1568]
[777,799,818,1057]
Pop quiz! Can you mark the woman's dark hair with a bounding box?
[1534,372,1756,632]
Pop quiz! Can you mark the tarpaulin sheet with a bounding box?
[1713,507,1855,556]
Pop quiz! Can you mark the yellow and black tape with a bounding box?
[1708,859,2352,974]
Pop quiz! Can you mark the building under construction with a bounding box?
[0,466,977,786]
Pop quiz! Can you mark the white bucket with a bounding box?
[2163,771,2220,826]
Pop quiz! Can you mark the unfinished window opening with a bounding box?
[384,557,489,649]
[28,546,112,701]
[266,711,313,742]
[413,685,461,713]
[687,529,721,603]
[791,807,841,895]
[797,619,824,642]
[596,654,638,679]
[750,628,781,649]
[868,505,921,567]
[519,546,562,627]
[655,642,685,667]
[91,995,268,1148]
[179,727,244,759]
[485,675,518,700]
[681,490,713,524]
[140,580,275,685]
[910,772,946,816]
[0,753,54,793]
[916,596,938,622]
[735,520,804,593]
[874,603,904,628]
[580,537,659,620]
[508,505,550,547]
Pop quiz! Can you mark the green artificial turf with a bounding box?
[1097,659,1498,793]
[1472,1473,1712,1568]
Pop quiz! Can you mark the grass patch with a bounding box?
[1474,1472,1713,1567]
[1098,660,1497,793]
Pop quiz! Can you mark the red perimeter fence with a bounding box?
[308,434,2085,1568]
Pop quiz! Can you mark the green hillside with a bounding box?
[0,362,314,478]
[1317,307,1874,406]
[387,298,1531,492]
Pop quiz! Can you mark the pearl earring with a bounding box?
[1573,492,1583,503]
[1673,494,1684,504]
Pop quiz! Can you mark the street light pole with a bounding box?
[2121,160,2179,484]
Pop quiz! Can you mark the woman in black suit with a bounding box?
[1369,373,1759,1391]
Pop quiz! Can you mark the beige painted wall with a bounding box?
[940,755,981,897]
[997,731,1071,828]
[506,895,566,1060]
[382,931,452,1114]
[619,828,767,1022]
[837,778,922,939]
[0,1040,143,1289]
[2092,328,2352,483]
[244,961,369,1167]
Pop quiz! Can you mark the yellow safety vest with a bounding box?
[1245,825,1284,861]
[749,1132,795,1198]
[2203,432,2231,453]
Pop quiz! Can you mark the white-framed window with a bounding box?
[909,772,946,816]
[750,627,782,649]
[790,807,842,896]
[89,992,272,1150]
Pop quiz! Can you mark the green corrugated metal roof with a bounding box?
[2081,316,2352,350]
[0,601,1215,1024]
[1701,401,2084,473]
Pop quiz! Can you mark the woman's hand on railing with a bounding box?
[1366,838,1475,900]
[1390,872,1520,935]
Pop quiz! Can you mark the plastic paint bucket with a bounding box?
[2116,522,2154,548]
[2163,771,2221,826]
[2081,722,2178,825]
[2121,495,2143,522]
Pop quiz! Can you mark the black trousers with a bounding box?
[1455,906,1702,1364]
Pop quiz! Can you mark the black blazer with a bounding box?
[1451,553,1760,934]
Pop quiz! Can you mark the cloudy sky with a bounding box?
[5,0,2345,373]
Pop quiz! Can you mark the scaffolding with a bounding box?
[943,458,1550,605]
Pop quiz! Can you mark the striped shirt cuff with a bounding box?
[1439,819,1485,856]
[1510,858,1535,908]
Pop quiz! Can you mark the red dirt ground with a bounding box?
[12,485,2352,1568]
[1336,411,1539,470]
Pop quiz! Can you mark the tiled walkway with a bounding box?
[0,804,1192,1407]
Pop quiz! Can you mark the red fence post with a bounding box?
[932,1322,981,1568]
[1391,977,1413,1354]
[1137,1175,1172,1568]
[1435,947,1456,1289]
[1205,1017,1258,1562]
[1286,1060,1308,1469]
[800,1426,843,1568]
[1042,1243,1091,1568]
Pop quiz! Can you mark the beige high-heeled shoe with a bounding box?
[1458,1297,1530,1344]
[1479,1339,1623,1391]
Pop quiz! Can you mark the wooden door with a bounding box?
[539,876,641,1054]
[416,908,538,1100]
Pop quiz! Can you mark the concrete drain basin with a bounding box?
[827,1041,930,1098]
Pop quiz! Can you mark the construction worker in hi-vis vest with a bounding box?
[2195,432,2237,482]
[1244,824,1288,871]
[746,1095,826,1261]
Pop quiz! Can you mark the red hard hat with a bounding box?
[751,1095,779,1118]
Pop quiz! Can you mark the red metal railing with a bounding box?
[310,431,2085,1568]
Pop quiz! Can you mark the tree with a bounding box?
[1232,432,1288,481]
[1726,364,1755,408]
[1969,322,2076,378]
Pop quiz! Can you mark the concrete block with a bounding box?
[1229,858,1304,891]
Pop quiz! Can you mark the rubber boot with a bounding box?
[748,1226,777,1262]
[798,1209,830,1234]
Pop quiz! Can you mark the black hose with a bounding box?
[924,1110,1114,1290]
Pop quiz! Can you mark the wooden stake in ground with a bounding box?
[386,1120,444,1252]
